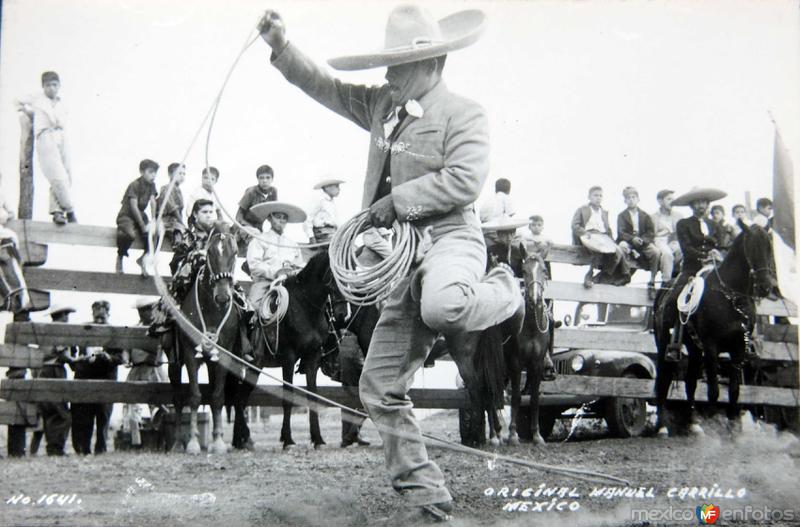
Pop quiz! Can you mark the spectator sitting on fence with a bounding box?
[731,203,749,237]
[651,189,684,283]
[710,204,735,255]
[617,186,661,299]
[116,159,158,277]
[305,177,344,244]
[122,297,166,449]
[15,71,77,225]
[571,185,629,288]
[753,197,773,231]
[235,164,278,251]
[155,162,187,249]
[69,300,124,455]
[188,166,223,222]
[29,305,77,456]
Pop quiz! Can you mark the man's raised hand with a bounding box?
[258,10,287,51]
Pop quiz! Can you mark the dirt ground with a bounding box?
[1,409,799,527]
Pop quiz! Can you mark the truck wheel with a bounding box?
[605,373,647,438]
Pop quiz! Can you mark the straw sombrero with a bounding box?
[249,201,307,225]
[672,187,727,207]
[580,233,618,254]
[327,5,486,71]
[313,178,345,190]
[481,217,528,234]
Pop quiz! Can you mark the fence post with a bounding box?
[18,112,34,220]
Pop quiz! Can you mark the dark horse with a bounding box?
[231,251,338,449]
[653,222,778,436]
[482,241,556,446]
[169,230,242,454]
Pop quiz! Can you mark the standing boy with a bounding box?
[16,71,76,224]
[305,177,344,243]
[116,159,158,276]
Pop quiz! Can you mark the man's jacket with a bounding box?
[571,204,613,245]
[272,43,488,230]
[616,207,655,246]
[676,216,721,275]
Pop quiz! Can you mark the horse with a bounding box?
[0,236,32,314]
[480,241,557,446]
[652,222,779,436]
[168,230,242,455]
[231,250,339,450]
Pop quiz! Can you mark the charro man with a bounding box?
[662,187,726,362]
[259,5,521,522]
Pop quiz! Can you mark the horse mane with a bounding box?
[286,250,330,288]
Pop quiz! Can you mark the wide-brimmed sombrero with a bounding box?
[327,5,487,71]
[313,178,345,190]
[672,187,727,207]
[481,217,528,234]
[249,201,307,224]
[47,304,76,316]
[133,297,159,309]
[580,233,618,254]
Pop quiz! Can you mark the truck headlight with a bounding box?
[571,355,585,372]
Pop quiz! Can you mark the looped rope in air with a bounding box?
[328,209,419,306]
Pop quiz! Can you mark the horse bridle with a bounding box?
[522,254,551,334]
[193,234,236,355]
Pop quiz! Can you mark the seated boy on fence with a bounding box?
[616,186,661,299]
[235,165,278,250]
[116,159,158,277]
[525,215,553,273]
[155,162,187,249]
[571,186,629,288]
[188,166,223,222]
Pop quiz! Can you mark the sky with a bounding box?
[0,0,797,389]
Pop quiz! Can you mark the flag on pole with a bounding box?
[772,125,795,251]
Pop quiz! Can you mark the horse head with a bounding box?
[0,239,30,313]
[520,243,552,333]
[734,220,779,299]
[205,230,238,306]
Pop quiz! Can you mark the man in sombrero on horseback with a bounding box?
[259,5,521,522]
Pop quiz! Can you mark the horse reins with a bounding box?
[193,265,234,359]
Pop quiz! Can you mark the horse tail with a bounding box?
[474,324,506,413]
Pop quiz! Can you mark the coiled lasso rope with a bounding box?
[328,209,419,306]
[259,275,290,325]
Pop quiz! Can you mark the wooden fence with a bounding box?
[0,220,797,427]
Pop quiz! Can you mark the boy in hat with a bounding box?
[16,71,76,224]
[236,164,279,246]
[29,305,77,456]
[155,162,187,248]
[70,300,123,455]
[617,187,661,298]
[305,178,344,243]
[259,6,521,518]
[188,166,223,221]
[571,186,629,288]
[246,201,306,309]
[116,159,158,276]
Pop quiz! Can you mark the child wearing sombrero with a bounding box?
[304,177,344,243]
